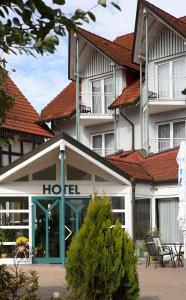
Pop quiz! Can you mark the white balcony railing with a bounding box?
[143,77,186,101]
[148,138,185,153]
[79,92,115,115]
[92,148,116,157]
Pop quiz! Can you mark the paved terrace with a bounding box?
[18,263,186,299]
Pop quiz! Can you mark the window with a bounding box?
[158,120,185,151]
[67,165,91,181]
[134,199,151,240]
[92,77,114,114]
[92,132,114,156]
[156,198,183,243]
[157,58,186,100]
[110,197,125,227]
[32,165,56,180]
[0,197,29,258]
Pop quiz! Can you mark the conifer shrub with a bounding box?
[65,195,139,300]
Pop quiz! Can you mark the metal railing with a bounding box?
[92,148,116,157]
[142,77,186,101]
[79,92,115,115]
[148,138,186,153]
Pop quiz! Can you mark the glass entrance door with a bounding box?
[65,198,89,255]
[32,197,61,263]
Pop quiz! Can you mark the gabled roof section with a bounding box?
[77,28,140,71]
[0,132,130,185]
[110,78,140,109]
[133,0,186,64]
[40,82,76,122]
[108,148,179,183]
[143,1,186,37]
[1,76,52,137]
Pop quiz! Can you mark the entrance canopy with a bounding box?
[0,132,130,189]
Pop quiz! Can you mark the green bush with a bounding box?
[0,264,39,300]
[65,195,139,300]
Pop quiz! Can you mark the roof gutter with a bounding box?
[120,107,135,151]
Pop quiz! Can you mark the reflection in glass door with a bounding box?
[32,198,60,263]
[65,198,89,255]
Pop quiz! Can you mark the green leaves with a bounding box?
[53,0,65,4]
[87,11,96,22]
[111,1,121,11]
[98,0,107,7]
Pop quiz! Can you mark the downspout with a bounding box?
[75,33,80,142]
[120,107,135,151]
[131,178,136,240]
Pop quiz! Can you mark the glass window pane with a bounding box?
[173,59,185,99]
[67,165,91,181]
[134,199,150,240]
[158,124,170,151]
[92,135,102,156]
[95,175,108,182]
[104,77,114,113]
[105,133,114,155]
[158,63,169,98]
[110,197,125,209]
[0,197,28,210]
[0,229,29,242]
[15,175,29,182]
[12,155,20,163]
[113,212,125,225]
[92,80,101,113]
[32,165,56,180]
[0,213,29,226]
[173,121,185,147]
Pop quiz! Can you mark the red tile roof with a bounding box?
[143,1,186,38]
[77,28,140,72]
[107,148,179,183]
[1,77,52,137]
[113,32,134,50]
[110,78,140,108]
[40,82,76,122]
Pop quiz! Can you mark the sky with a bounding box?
[5,0,186,113]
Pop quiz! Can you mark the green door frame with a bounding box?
[32,196,91,264]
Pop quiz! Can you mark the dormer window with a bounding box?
[92,76,114,114]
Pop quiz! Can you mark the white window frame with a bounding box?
[156,57,186,100]
[110,196,125,229]
[91,131,114,157]
[91,75,114,114]
[157,119,186,151]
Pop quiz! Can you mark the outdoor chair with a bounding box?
[145,240,176,268]
[153,237,176,268]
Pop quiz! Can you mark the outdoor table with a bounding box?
[163,243,184,266]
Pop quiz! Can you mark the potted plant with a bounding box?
[16,236,29,253]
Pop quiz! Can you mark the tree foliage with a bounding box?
[0,0,121,123]
[65,196,139,300]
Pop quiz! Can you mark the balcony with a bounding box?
[148,138,185,153]
[79,92,116,126]
[143,77,186,114]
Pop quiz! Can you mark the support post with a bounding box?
[145,11,149,153]
[60,140,65,265]
[75,34,80,141]
[139,58,143,149]
[113,65,117,152]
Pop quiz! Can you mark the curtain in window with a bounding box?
[105,133,114,155]
[92,135,102,155]
[92,80,101,113]
[173,58,185,100]
[157,198,183,243]
[158,63,169,99]
[173,121,185,147]
[134,199,150,240]
[104,77,114,113]
[158,124,170,151]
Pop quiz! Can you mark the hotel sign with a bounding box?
[43,184,80,195]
